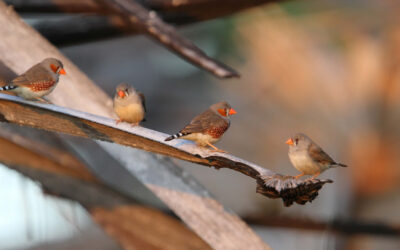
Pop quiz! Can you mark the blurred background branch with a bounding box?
[4,0,284,78]
[245,216,400,237]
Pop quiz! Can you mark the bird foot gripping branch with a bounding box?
[256,174,333,207]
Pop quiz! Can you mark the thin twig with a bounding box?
[101,0,240,78]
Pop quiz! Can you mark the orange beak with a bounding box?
[59,68,66,75]
[118,90,125,98]
[286,138,294,145]
[228,108,237,115]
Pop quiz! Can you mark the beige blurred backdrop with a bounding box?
[1,1,400,249]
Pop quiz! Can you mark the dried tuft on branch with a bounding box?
[256,174,333,206]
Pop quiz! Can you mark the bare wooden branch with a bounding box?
[0,3,268,249]
[100,0,240,78]
[0,93,333,207]
[244,216,400,237]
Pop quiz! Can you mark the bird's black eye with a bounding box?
[295,138,299,145]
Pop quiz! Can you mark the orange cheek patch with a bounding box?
[217,109,226,116]
[118,90,125,98]
[50,64,58,73]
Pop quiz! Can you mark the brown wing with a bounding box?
[180,109,222,134]
[308,143,336,166]
[11,63,52,87]
[138,92,146,121]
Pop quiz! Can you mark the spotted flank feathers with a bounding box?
[27,81,56,92]
[165,132,190,141]
[205,122,229,139]
[0,85,17,91]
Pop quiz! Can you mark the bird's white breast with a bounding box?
[114,103,144,123]
[288,151,325,175]
[14,85,56,100]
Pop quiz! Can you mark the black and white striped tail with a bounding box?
[0,85,17,91]
[165,132,189,141]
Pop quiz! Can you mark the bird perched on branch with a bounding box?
[286,133,347,179]
[165,101,236,152]
[113,83,146,126]
[0,58,66,101]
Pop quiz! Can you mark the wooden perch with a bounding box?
[0,93,332,206]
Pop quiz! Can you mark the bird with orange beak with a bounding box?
[165,101,236,153]
[286,133,347,179]
[113,83,146,126]
[0,58,66,101]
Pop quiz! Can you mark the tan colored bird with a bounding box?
[0,58,66,101]
[165,101,237,152]
[286,133,347,179]
[113,83,146,126]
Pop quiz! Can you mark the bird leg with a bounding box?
[131,122,139,127]
[294,173,305,179]
[205,141,226,153]
[309,171,321,180]
[115,119,123,125]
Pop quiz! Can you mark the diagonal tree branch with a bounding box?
[100,0,240,78]
[0,93,333,206]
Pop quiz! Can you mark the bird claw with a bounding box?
[35,98,51,104]
[294,174,305,179]
[131,122,139,127]
[115,119,122,125]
